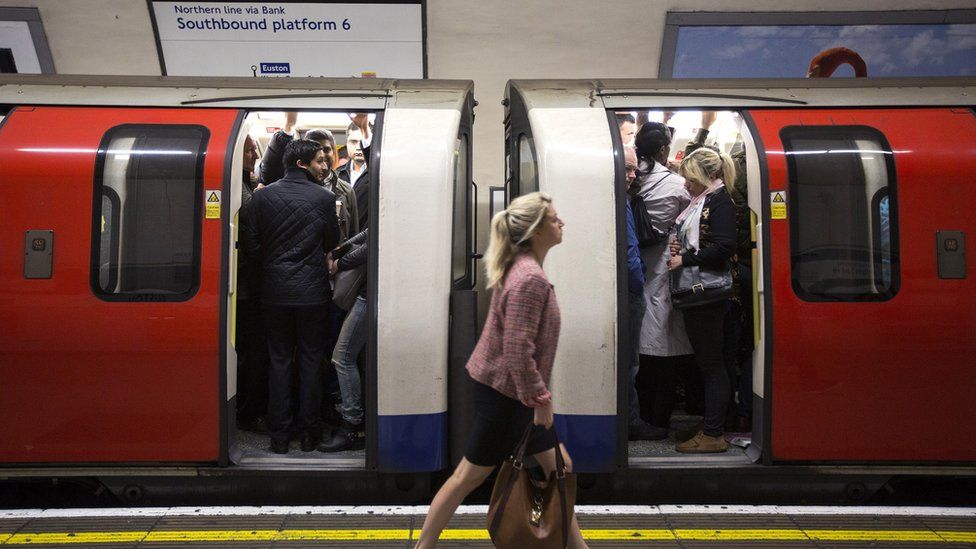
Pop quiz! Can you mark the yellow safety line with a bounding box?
[3,528,975,544]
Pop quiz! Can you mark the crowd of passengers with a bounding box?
[234,110,754,456]
[235,112,373,454]
[619,112,754,453]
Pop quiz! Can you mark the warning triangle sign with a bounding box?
[772,192,785,203]
[207,191,220,203]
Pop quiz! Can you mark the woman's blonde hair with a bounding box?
[678,147,736,199]
[484,191,552,288]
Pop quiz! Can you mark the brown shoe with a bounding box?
[675,431,728,453]
[676,420,704,442]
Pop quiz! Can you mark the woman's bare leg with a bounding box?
[530,443,589,549]
[414,458,495,549]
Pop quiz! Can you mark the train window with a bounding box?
[518,134,538,195]
[451,134,470,282]
[781,126,899,301]
[90,125,208,300]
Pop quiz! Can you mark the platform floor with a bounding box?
[2,505,974,547]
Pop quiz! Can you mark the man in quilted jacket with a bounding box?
[245,139,340,454]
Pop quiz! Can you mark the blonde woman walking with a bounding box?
[414,192,588,548]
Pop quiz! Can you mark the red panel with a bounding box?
[750,108,976,462]
[0,107,238,463]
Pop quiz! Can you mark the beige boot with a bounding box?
[675,431,727,453]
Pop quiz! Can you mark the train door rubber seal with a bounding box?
[220,110,246,467]
[741,111,773,465]
[366,110,385,470]
[605,110,631,469]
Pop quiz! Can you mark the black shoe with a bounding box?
[270,439,289,454]
[300,431,322,452]
[629,420,668,441]
[317,420,365,453]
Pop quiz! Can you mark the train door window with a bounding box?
[91,125,208,299]
[518,134,539,195]
[781,126,899,301]
[451,134,471,284]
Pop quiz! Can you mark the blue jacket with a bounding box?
[626,200,646,295]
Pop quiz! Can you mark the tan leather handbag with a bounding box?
[487,426,576,549]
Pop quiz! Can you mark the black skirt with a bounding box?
[464,378,558,467]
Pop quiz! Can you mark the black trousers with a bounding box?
[263,303,329,444]
[236,298,269,422]
[682,303,731,437]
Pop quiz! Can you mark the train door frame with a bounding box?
[504,87,537,202]
[605,106,767,467]
[605,110,632,468]
[447,91,479,466]
[364,109,385,470]
[224,109,384,470]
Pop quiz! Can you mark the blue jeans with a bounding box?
[331,296,367,424]
[628,292,646,426]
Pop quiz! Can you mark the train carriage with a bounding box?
[502,77,976,473]
[0,75,477,475]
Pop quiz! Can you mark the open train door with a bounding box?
[446,91,481,466]
[748,107,976,463]
[0,106,241,464]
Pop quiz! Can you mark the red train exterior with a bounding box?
[0,106,239,463]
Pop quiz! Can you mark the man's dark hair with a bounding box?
[283,139,323,168]
[635,122,671,162]
[305,128,336,150]
[616,112,636,125]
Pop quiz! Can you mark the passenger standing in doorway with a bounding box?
[338,114,372,228]
[305,128,359,240]
[633,122,693,436]
[244,139,340,454]
[318,228,369,453]
[682,112,753,433]
[304,127,360,425]
[236,134,269,433]
[623,145,660,441]
[415,193,588,549]
[617,112,637,146]
[668,147,739,453]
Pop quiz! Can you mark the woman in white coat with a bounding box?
[633,122,692,437]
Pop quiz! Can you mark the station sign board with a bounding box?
[149,1,425,78]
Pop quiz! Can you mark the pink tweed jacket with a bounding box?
[466,252,561,402]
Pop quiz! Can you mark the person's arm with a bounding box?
[242,192,262,262]
[259,129,294,184]
[625,201,646,293]
[683,111,717,158]
[336,229,368,270]
[681,194,737,269]
[322,193,340,255]
[283,111,298,135]
[344,183,360,235]
[501,274,550,405]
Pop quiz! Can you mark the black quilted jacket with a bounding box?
[244,167,340,306]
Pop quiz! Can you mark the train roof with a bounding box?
[507,77,976,109]
[0,75,473,110]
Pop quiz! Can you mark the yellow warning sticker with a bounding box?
[770,190,787,220]
[205,190,221,219]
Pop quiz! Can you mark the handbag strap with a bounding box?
[488,425,535,538]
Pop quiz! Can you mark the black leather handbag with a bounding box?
[669,264,733,309]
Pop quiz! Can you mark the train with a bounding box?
[1,74,973,505]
